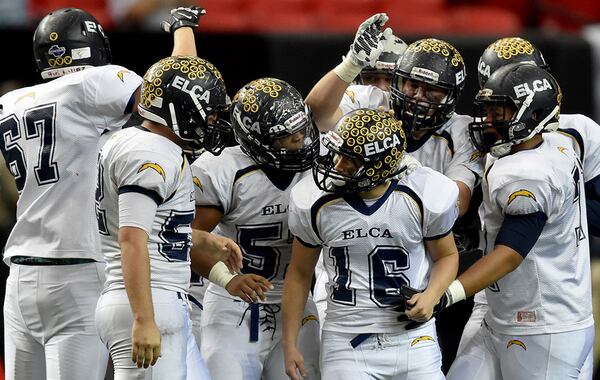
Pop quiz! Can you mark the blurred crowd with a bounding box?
[0,0,599,34]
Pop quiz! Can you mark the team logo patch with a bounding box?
[507,189,536,205]
[193,176,203,191]
[301,315,318,326]
[117,69,130,83]
[138,163,166,181]
[49,32,58,41]
[507,339,527,350]
[345,90,356,103]
[410,336,434,347]
[48,45,66,58]
[470,151,483,162]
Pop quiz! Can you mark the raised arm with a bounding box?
[305,13,389,132]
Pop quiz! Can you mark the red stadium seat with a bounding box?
[450,6,522,35]
[386,10,451,35]
[200,12,249,33]
[248,11,316,33]
[247,0,311,13]
[29,0,111,28]
[199,0,248,12]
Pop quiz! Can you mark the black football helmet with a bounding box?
[33,8,111,80]
[137,56,231,156]
[469,63,561,158]
[231,78,319,172]
[314,108,407,194]
[478,37,549,89]
[390,38,466,133]
[357,34,408,87]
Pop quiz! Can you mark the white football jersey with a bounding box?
[191,146,309,304]
[481,136,593,335]
[552,113,600,181]
[408,114,482,193]
[0,65,141,263]
[98,127,194,294]
[338,85,482,192]
[289,167,459,333]
[339,84,389,116]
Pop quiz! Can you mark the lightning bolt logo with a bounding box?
[138,163,166,181]
[301,315,318,326]
[507,189,536,205]
[470,151,483,162]
[507,339,527,350]
[345,90,356,103]
[117,69,130,82]
[410,336,434,347]
[193,176,203,191]
[557,146,567,155]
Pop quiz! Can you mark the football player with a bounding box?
[459,37,600,380]
[283,108,459,380]
[434,63,594,379]
[94,54,261,378]
[305,15,482,369]
[191,78,321,380]
[0,7,201,380]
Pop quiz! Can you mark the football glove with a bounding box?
[347,13,389,68]
[395,285,451,330]
[161,6,206,34]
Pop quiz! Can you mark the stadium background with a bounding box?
[0,0,599,378]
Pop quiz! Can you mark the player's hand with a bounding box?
[284,344,307,380]
[131,319,161,368]
[225,274,273,303]
[203,233,243,273]
[348,13,389,68]
[396,285,449,329]
[161,6,206,34]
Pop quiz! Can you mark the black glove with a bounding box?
[395,285,450,330]
[161,6,206,34]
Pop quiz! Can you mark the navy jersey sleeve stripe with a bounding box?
[310,193,343,242]
[124,91,136,115]
[118,185,163,205]
[424,228,453,241]
[495,212,547,258]
[558,128,584,163]
[395,185,424,227]
[296,236,321,248]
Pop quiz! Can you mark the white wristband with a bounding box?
[446,279,466,307]
[208,261,237,289]
[333,57,364,83]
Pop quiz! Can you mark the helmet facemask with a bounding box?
[391,76,458,133]
[469,91,559,158]
[231,78,319,172]
[313,109,406,195]
[233,103,319,172]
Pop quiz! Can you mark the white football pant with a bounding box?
[320,322,444,380]
[95,288,210,380]
[447,321,594,380]
[4,262,108,380]
[201,292,320,380]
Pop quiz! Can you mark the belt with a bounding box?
[10,256,96,266]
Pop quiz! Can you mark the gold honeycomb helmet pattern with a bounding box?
[490,37,535,60]
[406,38,464,67]
[337,109,406,184]
[141,56,224,109]
[233,78,283,113]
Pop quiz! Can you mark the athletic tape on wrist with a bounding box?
[446,279,466,306]
[333,57,364,83]
[208,261,237,289]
